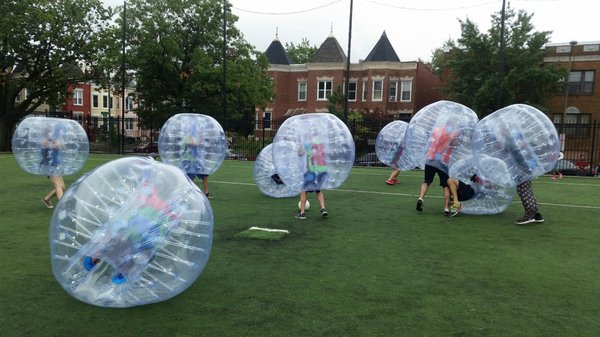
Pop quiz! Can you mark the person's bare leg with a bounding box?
[316,191,325,209]
[418,182,429,200]
[299,191,308,213]
[443,186,451,211]
[49,175,65,199]
[202,177,209,194]
[447,179,459,206]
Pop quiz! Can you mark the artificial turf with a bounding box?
[1,153,599,337]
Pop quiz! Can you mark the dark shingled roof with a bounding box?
[309,35,347,63]
[364,31,400,62]
[265,38,291,65]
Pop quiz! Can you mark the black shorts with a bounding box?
[457,182,475,201]
[423,164,449,188]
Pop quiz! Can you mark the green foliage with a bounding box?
[285,37,317,63]
[327,84,345,119]
[122,0,274,131]
[0,0,112,150]
[432,8,566,116]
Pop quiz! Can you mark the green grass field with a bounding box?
[1,153,599,337]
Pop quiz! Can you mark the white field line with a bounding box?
[248,227,290,233]
[210,179,600,210]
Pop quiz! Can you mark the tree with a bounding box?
[285,38,317,64]
[0,0,112,150]
[121,0,274,132]
[432,8,566,116]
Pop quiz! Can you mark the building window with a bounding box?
[348,80,357,101]
[372,80,383,101]
[263,111,272,129]
[389,81,398,102]
[73,89,83,106]
[125,118,134,130]
[317,80,332,100]
[298,82,307,101]
[400,80,412,102]
[361,81,367,101]
[568,70,595,94]
[92,94,99,108]
[102,95,108,108]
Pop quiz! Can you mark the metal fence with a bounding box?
[6,112,600,175]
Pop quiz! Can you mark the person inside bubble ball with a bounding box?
[425,126,458,172]
[82,182,181,284]
[295,132,328,220]
[416,163,451,216]
[514,181,544,225]
[182,127,212,198]
[40,124,65,208]
[446,174,489,217]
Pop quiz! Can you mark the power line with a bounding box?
[233,0,343,15]
[363,0,499,11]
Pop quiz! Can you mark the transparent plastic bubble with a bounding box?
[12,117,89,176]
[401,101,478,173]
[253,144,297,198]
[158,113,227,175]
[472,104,560,185]
[449,155,515,215]
[375,120,412,170]
[272,113,355,193]
[49,157,213,308]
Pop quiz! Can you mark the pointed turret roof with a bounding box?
[309,34,347,63]
[364,31,400,62]
[265,36,291,65]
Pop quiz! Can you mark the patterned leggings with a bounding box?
[517,181,539,216]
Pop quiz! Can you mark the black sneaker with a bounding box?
[534,213,544,223]
[416,199,423,212]
[442,209,450,216]
[295,212,306,220]
[42,198,53,209]
[515,215,535,225]
[320,208,328,217]
[205,192,214,199]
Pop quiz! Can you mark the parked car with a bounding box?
[226,149,247,160]
[133,143,158,154]
[354,152,385,167]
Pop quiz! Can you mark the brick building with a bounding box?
[255,31,443,135]
[544,40,600,125]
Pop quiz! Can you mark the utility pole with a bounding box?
[222,0,228,131]
[496,0,506,109]
[343,0,354,123]
[562,40,578,124]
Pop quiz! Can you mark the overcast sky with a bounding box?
[102,0,598,62]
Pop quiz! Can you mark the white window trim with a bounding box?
[348,80,357,102]
[317,79,333,101]
[371,77,384,102]
[400,80,412,102]
[389,80,398,102]
[361,80,367,101]
[263,110,272,130]
[298,81,307,101]
[73,89,84,106]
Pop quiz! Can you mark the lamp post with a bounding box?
[121,1,127,154]
[562,40,577,127]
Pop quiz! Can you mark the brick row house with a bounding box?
[543,40,600,163]
[256,31,444,136]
